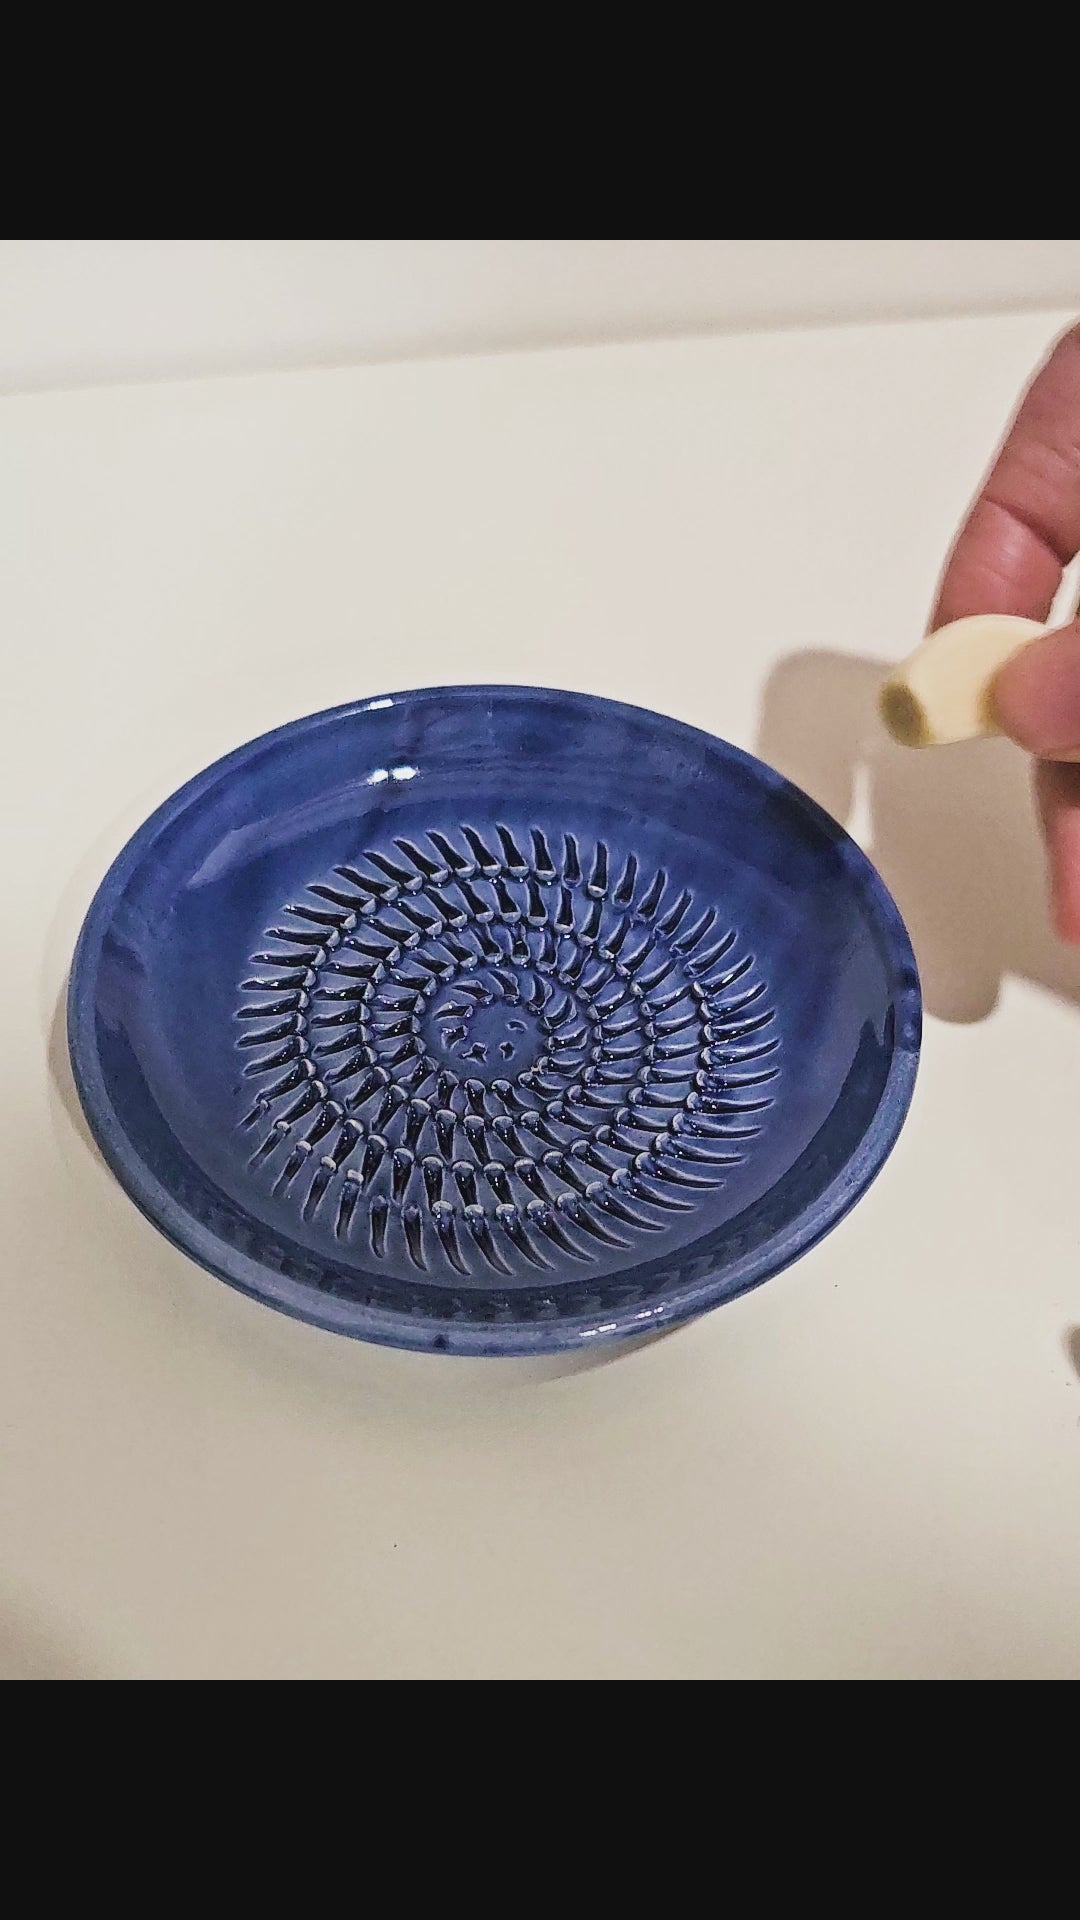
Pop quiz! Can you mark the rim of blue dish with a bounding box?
[68,686,921,1357]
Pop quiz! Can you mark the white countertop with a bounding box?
[5,306,1080,1679]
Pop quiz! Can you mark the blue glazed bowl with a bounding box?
[69,686,920,1356]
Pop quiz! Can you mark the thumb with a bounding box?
[993,619,1080,758]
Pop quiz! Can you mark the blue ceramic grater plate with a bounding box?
[69,686,920,1356]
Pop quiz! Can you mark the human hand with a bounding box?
[933,322,1080,940]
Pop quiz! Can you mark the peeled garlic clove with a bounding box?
[879,614,1046,747]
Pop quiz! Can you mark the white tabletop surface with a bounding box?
[5,306,1080,1680]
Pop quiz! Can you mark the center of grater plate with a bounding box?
[236,823,778,1282]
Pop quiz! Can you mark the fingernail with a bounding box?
[993,623,1080,754]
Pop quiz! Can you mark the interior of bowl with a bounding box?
[69,686,920,1354]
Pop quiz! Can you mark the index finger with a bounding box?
[933,320,1080,628]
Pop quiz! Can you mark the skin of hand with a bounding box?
[932,321,1080,941]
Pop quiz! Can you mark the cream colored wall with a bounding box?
[3,239,1079,392]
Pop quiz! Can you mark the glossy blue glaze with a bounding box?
[68,686,920,1356]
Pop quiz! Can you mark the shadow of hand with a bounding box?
[757,651,1080,1023]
